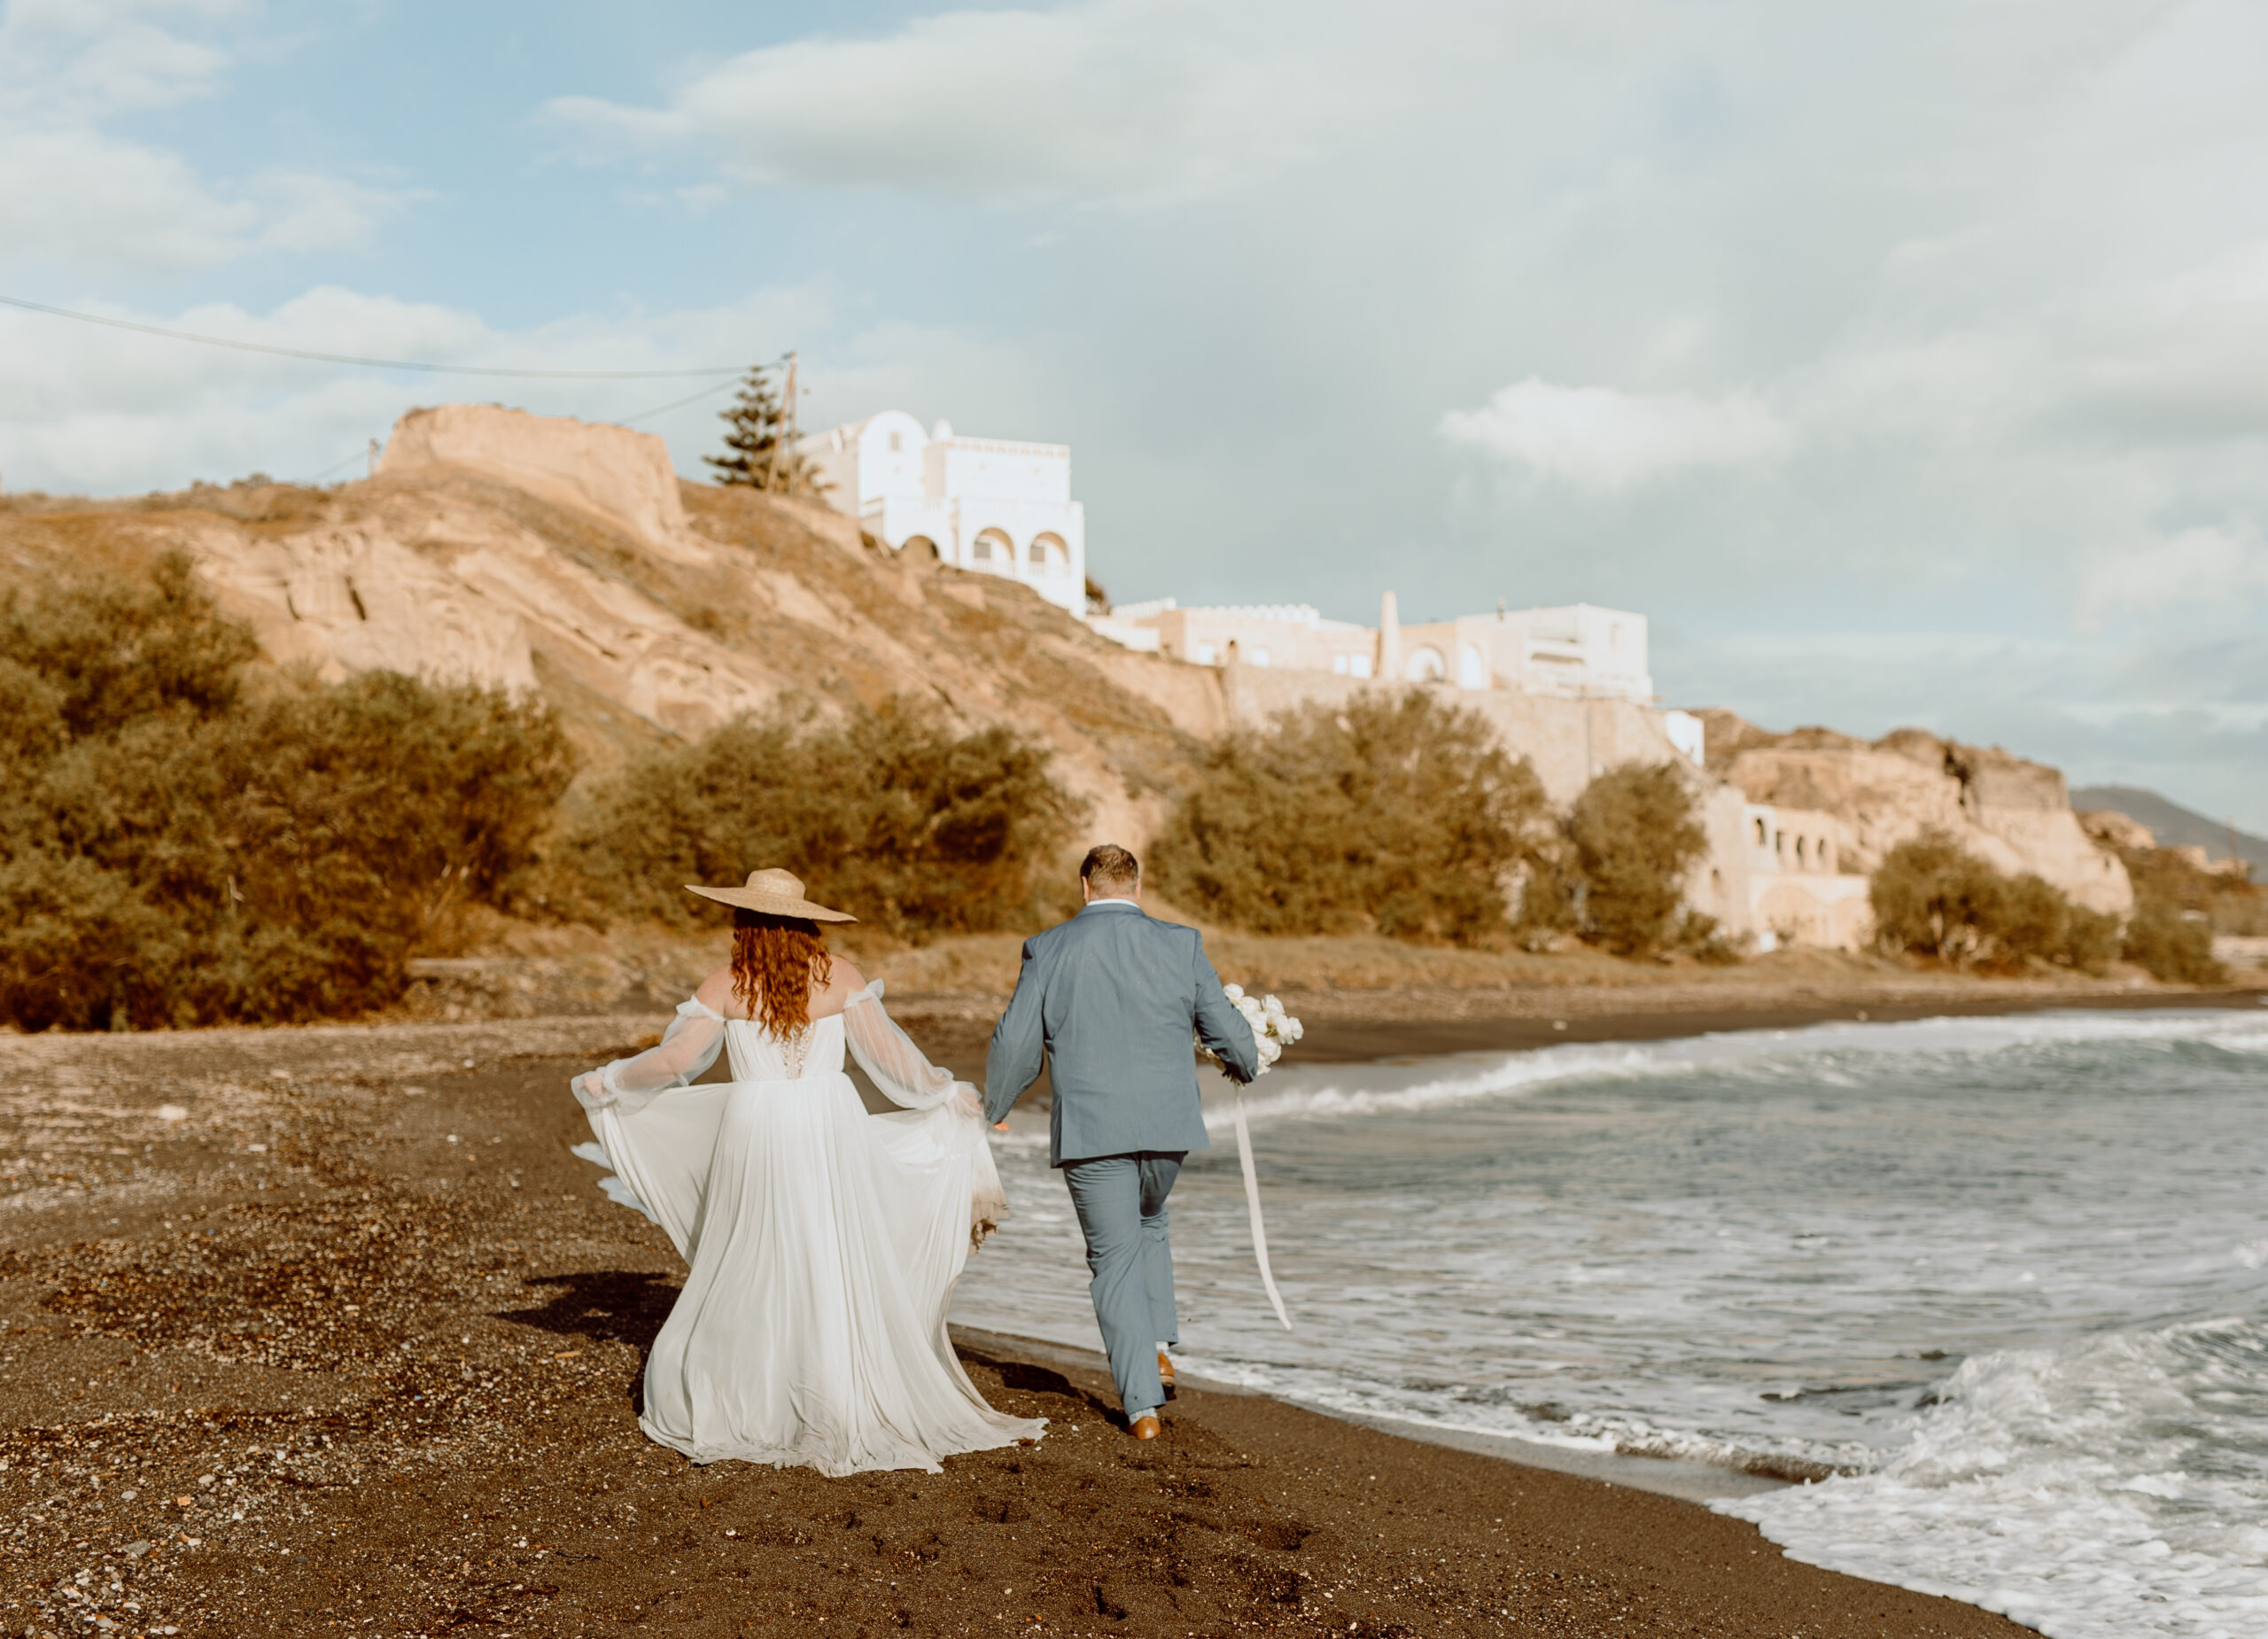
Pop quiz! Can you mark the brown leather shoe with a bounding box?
[1157,1350,1177,1400]
[1130,1414,1161,1441]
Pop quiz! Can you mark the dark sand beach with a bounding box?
[13,998,2256,1635]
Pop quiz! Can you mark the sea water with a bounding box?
[950,1006,2268,1639]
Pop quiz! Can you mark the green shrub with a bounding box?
[1869,830,2120,974]
[1870,831,2007,964]
[1149,693,1550,944]
[2062,904,2123,975]
[1565,762,1711,957]
[0,551,259,738]
[0,557,575,1029]
[566,697,1084,939]
[2121,903,2225,984]
[2113,844,2232,983]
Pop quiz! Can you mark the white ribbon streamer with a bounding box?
[1234,1087,1292,1330]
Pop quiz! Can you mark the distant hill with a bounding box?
[2070,785,2268,873]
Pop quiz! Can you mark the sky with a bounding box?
[3,0,2264,829]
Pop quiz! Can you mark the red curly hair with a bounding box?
[731,910,834,1039]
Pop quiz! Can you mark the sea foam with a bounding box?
[957,1004,2268,1637]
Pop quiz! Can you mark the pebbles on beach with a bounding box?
[0,1018,2032,1637]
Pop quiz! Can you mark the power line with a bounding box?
[299,446,371,485]
[0,292,751,379]
[619,377,744,425]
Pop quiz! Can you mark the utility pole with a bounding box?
[367,437,380,478]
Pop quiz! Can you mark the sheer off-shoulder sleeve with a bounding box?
[573,997,726,1115]
[846,982,1007,1246]
[842,982,964,1113]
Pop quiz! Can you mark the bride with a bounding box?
[570,868,1045,1475]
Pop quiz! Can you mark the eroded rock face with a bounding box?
[0,415,1196,854]
[378,405,707,562]
[1707,715,2132,913]
[2080,809,2155,851]
[198,521,538,694]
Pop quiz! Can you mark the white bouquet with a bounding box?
[1201,982,1303,1331]
[1200,983,1304,1076]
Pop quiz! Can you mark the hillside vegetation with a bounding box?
[1868,827,2251,983]
[0,557,571,1029]
[0,557,1097,1029]
[563,699,1085,939]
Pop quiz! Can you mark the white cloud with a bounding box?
[0,125,257,269]
[253,171,416,253]
[545,0,1442,209]
[0,0,414,272]
[0,0,241,119]
[2075,524,2268,627]
[1438,377,1793,488]
[0,283,835,496]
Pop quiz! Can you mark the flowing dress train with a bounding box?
[572,982,1044,1475]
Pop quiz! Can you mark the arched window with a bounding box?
[1795,837,1807,866]
[972,527,1013,570]
[1029,532,1067,573]
[1753,818,1767,846]
[1458,645,1487,689]
[1406,646,1447,682]
[1819,842,1833,871]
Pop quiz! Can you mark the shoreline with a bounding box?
[947,1324,1790,1507]
[0,1021,2043,1636]
[1273,981,2267,1063]
[887,979,2265,1089]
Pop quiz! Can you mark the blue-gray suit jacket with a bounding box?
[984,901,1262,1168]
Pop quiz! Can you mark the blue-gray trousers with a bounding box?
[1061,1151,1184,1421]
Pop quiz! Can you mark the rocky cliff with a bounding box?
[0,406,1205,847]
[1696,710,2132,914]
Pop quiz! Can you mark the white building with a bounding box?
[798,410,1087,615]
[1744,804,1873,950]
[1387,602,1653,699]
[1100,592,1655,701]
[1112,599,1377,674]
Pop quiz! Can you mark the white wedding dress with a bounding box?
[572,981,1045,1475]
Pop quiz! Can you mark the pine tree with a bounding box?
[705,361,823,493]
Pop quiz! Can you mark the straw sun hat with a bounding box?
[684,868,858,923]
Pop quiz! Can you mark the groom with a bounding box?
[985,843,1260,1439]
